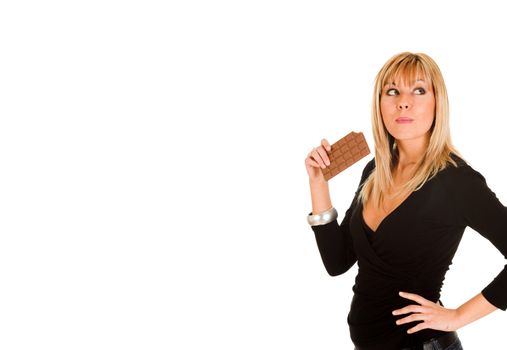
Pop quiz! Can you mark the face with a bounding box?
[380,78,435,142]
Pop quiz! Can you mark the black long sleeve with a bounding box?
[447,164,507,311]
[309,160,375,276]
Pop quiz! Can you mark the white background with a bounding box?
[1,0,506,349]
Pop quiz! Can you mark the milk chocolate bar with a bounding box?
[322,131,371,181]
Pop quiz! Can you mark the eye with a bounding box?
[386,88,398,96]
[414,87,426,95]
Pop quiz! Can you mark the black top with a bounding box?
[310,154,507,349]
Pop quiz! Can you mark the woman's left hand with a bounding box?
[392,291,461,334]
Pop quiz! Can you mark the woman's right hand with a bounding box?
[305,138,332,183]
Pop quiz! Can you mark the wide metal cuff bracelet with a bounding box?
[307,207,338,226]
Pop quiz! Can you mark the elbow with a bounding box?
[327,270,342,277]
[323,257,356,276]
[325,265,350,277]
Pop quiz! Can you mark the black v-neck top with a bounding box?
[310,154,507,349]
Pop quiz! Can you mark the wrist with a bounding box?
[452,307,464,331]
[309,178,328,187]
[307,206,337,226]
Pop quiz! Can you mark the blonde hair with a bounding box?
[357,52,465,208]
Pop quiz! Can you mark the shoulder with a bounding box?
[448,152,467,167]
[355,157,375,187]
[359,154,486,185]
[364,157,376,172]
[361,157,376,178]
[440,153,487,186]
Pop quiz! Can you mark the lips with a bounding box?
[396,117,413,122]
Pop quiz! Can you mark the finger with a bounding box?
[396,312,429,325]
[305,156,321,169]
[393,305,427,315]
[399,292,432,306]
[407,322,428,334]
[316,146,331,166]
[311,148,326,168]
[321,138,331,152]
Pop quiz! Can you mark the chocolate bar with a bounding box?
[322,131,371,181]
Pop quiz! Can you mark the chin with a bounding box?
[396,133,430,141]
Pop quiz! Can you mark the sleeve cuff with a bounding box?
[481,286,507,311]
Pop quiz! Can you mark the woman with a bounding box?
[304,52,507,350]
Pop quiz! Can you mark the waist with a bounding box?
[347,291,445,347]
[354,268,443,295]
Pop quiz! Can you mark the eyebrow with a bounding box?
[384,79,426,87]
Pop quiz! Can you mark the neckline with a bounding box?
[360,190,417,234]
[358,156,460,234]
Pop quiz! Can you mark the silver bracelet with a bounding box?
[307,207,338,226]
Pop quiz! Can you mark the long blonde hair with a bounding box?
[357,52,465,208]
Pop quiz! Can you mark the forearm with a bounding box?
[309,179,332,214]
[454,292,498,329]
[311,220,357,276]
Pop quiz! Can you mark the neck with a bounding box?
[394,133,430,171]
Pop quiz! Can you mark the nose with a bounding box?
[397,102,410,110]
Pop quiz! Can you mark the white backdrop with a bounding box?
[1,0,506,349]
